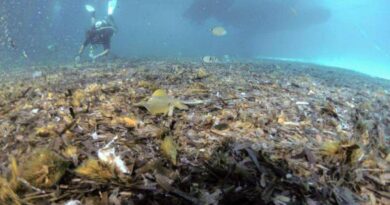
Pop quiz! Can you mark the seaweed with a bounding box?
[0,60,389,204]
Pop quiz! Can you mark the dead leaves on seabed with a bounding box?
[0,61,389,204]
[161,136,178,165]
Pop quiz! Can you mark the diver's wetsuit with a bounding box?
[76,14,116,62]
[83,24,115,50]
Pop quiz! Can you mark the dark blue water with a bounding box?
[1,0,389,79]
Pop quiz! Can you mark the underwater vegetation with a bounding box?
[0,60,389,204]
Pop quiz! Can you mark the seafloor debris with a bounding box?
[20,149,69,188]
[0,59,389,204]
[161,136,178,165]
[196,67,209,79]
[75,159,115,182]
[0,177,20,205]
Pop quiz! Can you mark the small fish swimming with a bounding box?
[202,56,218,63]
[22,50,28,59]
[47,44,57,52]
[85,4,95,13]
[135,89,188,116]
[9,39,16,49]
[290,7,298,16]
[211,26,227,36]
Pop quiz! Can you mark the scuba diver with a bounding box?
[75,0,117,63]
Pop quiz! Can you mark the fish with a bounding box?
[22,50,28,59]
[202,56,218,63]
[290,7,298,16]
[135,89,188,116]
[47,44,57,52]
[9,39,16,49]
[211,26,227,36]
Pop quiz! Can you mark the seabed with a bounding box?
[0,59,389,204]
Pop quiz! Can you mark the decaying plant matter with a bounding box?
[0,59,389,204]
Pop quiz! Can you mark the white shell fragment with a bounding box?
[296,101,309,105]
[64,200,82,205]
[97,136,129,174]
[181,99,209,105]
[91,132,103,140]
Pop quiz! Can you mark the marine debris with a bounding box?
[0,59,389,204]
